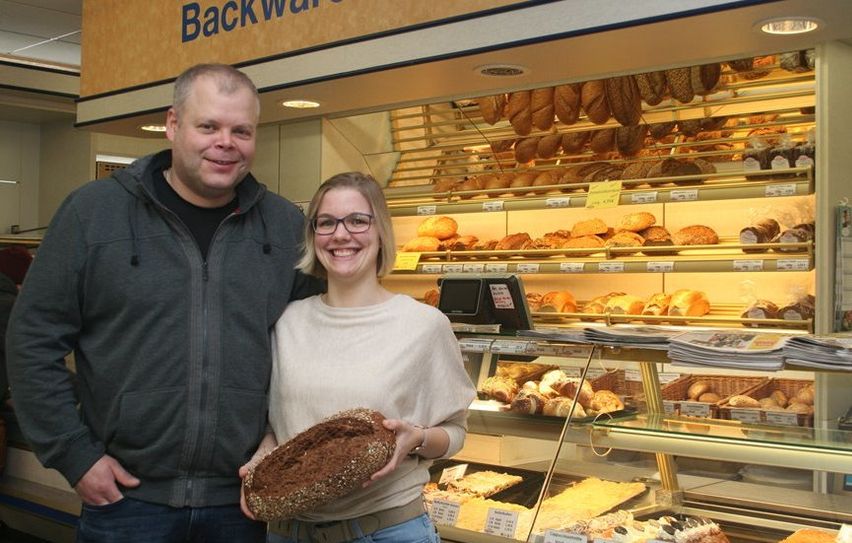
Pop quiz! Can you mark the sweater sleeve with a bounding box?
[6,194,105,486]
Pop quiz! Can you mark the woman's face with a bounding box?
[313,187,380,284]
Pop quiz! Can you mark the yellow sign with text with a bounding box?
[393,252,421,271]
[585,180,622,208]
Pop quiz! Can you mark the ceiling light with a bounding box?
[476,64,527,77]
[140,124,167,133]
[758,17,820,35]
[282,99,320,109]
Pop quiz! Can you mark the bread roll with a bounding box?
[769,390,789,408]
[698,392,721,403]
[506,91,532,135]
[793,387,814,406]
[786,402,812,415]
[634,71,668,106]
[477,94,506,125]
[581,80,611,124]
[539,291,577,313]
[514,137,539,164]
[554,83,582,125]
[583,292,626,316]
[672,225,719,246]
[531,87,555,131]
[618,212,656,232]
[417,216,458,240]
[605,294,645,315]
[728,395,760,408]
[455,177,483,199]
[758,397,780,409]
[401,236,441,252]
[605,76,642,126]
[688,380,711,400]
[605,231,644,253]
[553,379,594,408]
[642,292,672,316]
[668,289,711,317]
[508,171,537,195]
[571,218,608,238]
[590,390,624,413]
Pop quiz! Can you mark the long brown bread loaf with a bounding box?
[605,76,642,126]
[581,80,611,124]
[506,91,532,135]
[554,83,582,125]
[665,68,694,103]
[634,71,668,106]
[531,87,555,131]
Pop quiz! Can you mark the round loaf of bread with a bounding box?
[417,216,458,240]
[688,380,710,400]
[244,408,395,521]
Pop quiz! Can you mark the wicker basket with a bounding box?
[718,378,814,427]
[660,374,768,418]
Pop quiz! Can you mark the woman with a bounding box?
[242,172,476,543]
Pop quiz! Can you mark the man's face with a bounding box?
[166,75,259,207]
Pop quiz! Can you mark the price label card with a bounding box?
[598,261,625,273]
[490,284,515,309]
[416,205,437,215]
[681,401,711,417]
[482,200,505,212]
[457,339,492,353]
[586,180,623,208]
[733,259,764,272]
[430,499,461,526]
[421,264,443,274]
[765,411,800,426]
[439,463,468,484]
[625,368,642,382]
[647,261,674,273]
[393,252,421,271]
[443,264,463,273]
[670,189,699,201]
[545,197,571,208]
[560,262,585,273]
[516,263,541,274]
[491,340,529,354]
[631,191,658,204]
[731,408,762,424]
[463,263,485,273]
[663,401,676,415]
[586,368,607,379]
[659,372,682,384]
[484,508,518,538]
[563,367,582,378]
[765,184,797,197]
[531,344,575,357]
[544,530,587,543]
[593,539,617,543]
[777,259,810,271]
[485,263,508,273]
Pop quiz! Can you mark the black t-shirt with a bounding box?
[155,170,238,260]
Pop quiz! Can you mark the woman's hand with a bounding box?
[364,419,424,486]
[239,432,278,519]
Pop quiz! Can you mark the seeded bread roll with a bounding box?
[531,87,555,131]
[477,94,506,125]
[728,395,760,408]
[665,67,694,103]
[672,225,719,246]
[510,389,546,414]
[507,91,533,135]
[554,83,582,125]
[618,212,656,232]
[581,80,611,124]
[634,71,668,106]
[417,216,458,240]
[605,76,642,126]
[244,408,395,521]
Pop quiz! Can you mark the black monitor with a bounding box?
[437,274,533,333]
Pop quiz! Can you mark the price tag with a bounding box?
[663,401,676,415]
[659,372,681,384]
[490,283,515,309]
[421,264,443,274]
[443,264,463,273]
[485,263,508,273]
[593,539,618,543]
[560,262,585,273]
[393,252,421,271]
[516,263,540,274]
[765,184,796,197]
[439,463,468,484]
[544,530,587,543]
[625,369,642,382]
[563,367,582,378]
[416,205,437,215]
[491,340,529,354]
[765,410,800,426]
[733,259,764,272]
[670,189,699,201]
[530,344,575,357]
[430,499,461,526]
[731,408,762,424]
[586,368,607,379]
[598,261,625,273]
[585,180,622,208]
[463,263,485,273]
[646,261,674,273]
[484,508,518,538]
[545,197,571,208]
[681,401,711,417]
[457,339,492,353]
[777,259,810,271]
[482,200,505,212]
[631,191,658,204]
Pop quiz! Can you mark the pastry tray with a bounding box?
[428,460,545,508]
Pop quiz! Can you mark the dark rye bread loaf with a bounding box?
[244,408,396,521]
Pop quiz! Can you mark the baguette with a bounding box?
[531,87,555,131]
[506,91,532,135]
[554,83,582,125]
[581,80,611,124]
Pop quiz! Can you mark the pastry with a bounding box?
[416,216,458,240]
[445,235,479,251]
[618,212,656,232]
[543,397,586,418]
[581,79,611,124]
[496,362,559,385]
[506,90,533,135]
[552,379,594,407]
[531,87,555,131]
[539,291,577,313]
[634,71,668,106]
[668,289,711,317]
[244,408,395,521]
[572,218,609,238]
[472,239,498,251]
[495,232,532,251]
[538,369,571,398]
[590,390,624,414]
[779,528,837,543]
[672,225,719,246]
[477,94,506,125]
[554,83,582,125]
[642,292,672,316]
[480,376,519,403]
[401,236,441,252]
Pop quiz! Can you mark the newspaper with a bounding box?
[518,327,590,344]
[668,331,793,371]
[582,326,681,350]
[783,335,852,370]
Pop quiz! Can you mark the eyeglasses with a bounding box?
[311,212,374,235]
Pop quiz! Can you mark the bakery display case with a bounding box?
[376,47,852,542]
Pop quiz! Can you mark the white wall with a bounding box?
[0,121,40,234]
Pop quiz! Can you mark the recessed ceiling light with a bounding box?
[140,124,167,133]
[757,16,820,35]
[476,64,527,77]
[282,99,320,109]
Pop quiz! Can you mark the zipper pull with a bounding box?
[202,261,209,282]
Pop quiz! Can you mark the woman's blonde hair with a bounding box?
[297,172,396,278]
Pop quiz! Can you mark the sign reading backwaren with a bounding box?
[80,0,520,97]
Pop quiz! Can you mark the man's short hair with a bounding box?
[172,64,259,115]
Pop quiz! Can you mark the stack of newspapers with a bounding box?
[668,331,793,371]
[783,335,852,370]
[581,326,681,350]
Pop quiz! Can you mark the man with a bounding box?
[6,64,322,542]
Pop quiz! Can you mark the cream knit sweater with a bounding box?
[268,294,476,521]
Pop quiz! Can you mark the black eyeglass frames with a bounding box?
[311,212,374,235]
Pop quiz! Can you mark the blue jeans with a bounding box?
[267,513,440,543]
[76,497,266,543]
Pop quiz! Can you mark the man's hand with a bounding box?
[74,455,140,506]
